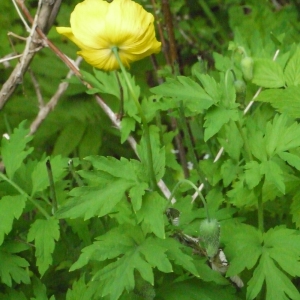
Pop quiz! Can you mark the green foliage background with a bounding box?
[1,0,300,299]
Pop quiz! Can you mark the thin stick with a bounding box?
[29,57,82,135]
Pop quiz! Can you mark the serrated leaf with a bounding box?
[247,252,300,300]
[66,276,93,300]
[70,225,141,271]
[278,151,300,171]
[120,117,136,144]
[1,121,33,179]
[261,160,285,194]
[265,114,300,156]
[0,195,26,246]
[94,250,154,300]
[255,86,300,118]
[129,183,147,212]
[31,276,49,300]
[252,59,285,88]
[0,249,30,286]
[150,76,214,113]
[56,179,133,220]
[204,106,239,141]
[158,279,238,300]
[161,238,199,277]
[284,47,300,86]
[139,237,173,273]
[137,125,165,182]
[27,219,60,276]
[244,161,262,189]
[136,191,166,238]
[221,159,240,187]
[225,224,262,276]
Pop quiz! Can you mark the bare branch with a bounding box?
[29,57,82,135]
[0,0,63,109]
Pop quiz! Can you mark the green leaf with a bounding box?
[265,114,300,156]
[31,156,67,196]
[31,276,49,300]
[0,195,26,246]
[93,250,154,300]
[194,72,222,103]
[66,276,93,300]
[252,59,285,88]
[291,191,300,228]
[52,120,86,156]
[70,225,140,271]
[284,47,300,86]
[137,125,165,182]
[27,219,60,276]
[157,279,238,300]
[244,161,262,189]
[56,179,133,220]
[255,86,300,118]
[136,191,166,238]
[129,183,148,212]
[260,160,285,194]
[0,248,30,286]
[225,224,263,276]
[162,238,199,277]
[1,121,33,179]
[150,76,214,113]
[278,151,300,171]
[204,106,239,141]
[120,117,136,144]
[0,290,27,300]
[139,237,173,273]
[221,159,240,187]
[248,252,300,300]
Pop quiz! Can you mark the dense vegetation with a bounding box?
[1,0,300,299]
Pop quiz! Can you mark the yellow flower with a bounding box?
[56,0,161,71]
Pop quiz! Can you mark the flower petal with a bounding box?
[71,0,110,49]
[56,27,89,50]
[78,48,120,71]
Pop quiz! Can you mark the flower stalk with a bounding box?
[112,47,157,190]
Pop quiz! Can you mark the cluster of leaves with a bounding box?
[2,0,300,300]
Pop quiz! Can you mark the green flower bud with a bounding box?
[234,79,246,94]
[241,56,254,81]
[199,219,220,258]
[234,79,246,104]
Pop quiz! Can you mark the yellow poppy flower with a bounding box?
[56,0,161,71]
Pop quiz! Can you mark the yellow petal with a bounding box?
[71,0,110,49]
[56,27,89,50]
[78,48,121,71]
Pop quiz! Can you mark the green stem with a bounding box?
[178,101,207,188]
[167,179,210,221]
[111,47,157,190]
[68,159,84,187]
[46,159,57,213]
[257,192,264,233]
[236,120,253,161]
[0,173,50,219]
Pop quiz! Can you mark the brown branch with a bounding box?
[0,0,63,109]
[161,0,178,67]
[29,57,82,136]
